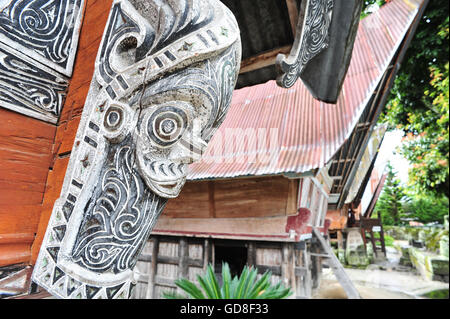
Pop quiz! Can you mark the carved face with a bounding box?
[94,0,241,198]
[33,0,241,299]
[135,99,207,198]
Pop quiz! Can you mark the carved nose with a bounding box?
[171,138,208,164]
[169,146,201,164]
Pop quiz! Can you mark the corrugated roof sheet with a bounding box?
[187,0,424,181]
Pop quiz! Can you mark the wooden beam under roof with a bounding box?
[238,1,299,75]
[285,0,299,36]
[239,45,292,74]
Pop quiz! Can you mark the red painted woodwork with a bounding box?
[0,108,55,267]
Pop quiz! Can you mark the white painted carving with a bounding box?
[33,0,241,299]
[0,0,85,122]
[276,0,334,88]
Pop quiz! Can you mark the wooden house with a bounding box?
[0,0,427,298]
[131,0,428,299]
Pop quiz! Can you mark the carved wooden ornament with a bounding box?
[276,0,334,89]
[0,0,85,123]
[32,0,241,299]
[276,0,363,103]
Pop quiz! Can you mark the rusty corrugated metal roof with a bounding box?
[187,0,424,181]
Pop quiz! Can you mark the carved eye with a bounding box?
[101,103,135,143]
[147,106,188,147]
[104,106,124,131]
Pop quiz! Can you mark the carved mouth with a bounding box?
[139,160,188,198]
[148,160,187,181]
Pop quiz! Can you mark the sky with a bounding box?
[360,129,410,213]
[0,0,9,11]
[375,130,410,184]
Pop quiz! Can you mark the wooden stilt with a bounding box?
[146,237,159,299]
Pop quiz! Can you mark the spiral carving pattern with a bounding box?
[277,0,334,88]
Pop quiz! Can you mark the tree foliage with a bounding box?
[398,63,449,196]
[375,163,449,226]
[374,163,408,226]
[404,192,449,225]
[361,0,387,18]
[379,0,449,197]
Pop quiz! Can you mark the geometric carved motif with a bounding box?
[0,0,85,122]
[276,0,334,88]
[33,0,241,298]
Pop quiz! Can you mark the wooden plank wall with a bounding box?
[30,0,114,265]
[163,176,298,219]
[298,178,329,228]
[134,237,209,299]
[134,236,312,299]
[0,109,55,267]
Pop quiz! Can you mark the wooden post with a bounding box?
[295,248,303,298]
[179,238,189,277]
[360,227,368,253]
[337,230,344,250]
[311,239,322,290]
[379,224,387,256]
[303,244,312,298]
[240,45,292,74]
[247,242,256,267]
[178,238,189,295]
[146,237,159,299]
[285,0,299,36]
[376,218,387,256]
[288,244,296,295]
[295,243,311,298]
[211,241,215,271]
[281,243,289,287]
[204,239,211,270]
[369,230,378,257]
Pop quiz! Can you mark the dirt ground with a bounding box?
[313,245,449,299]
[313,279,416,299]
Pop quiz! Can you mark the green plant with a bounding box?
[373,233,395,247]
[380,0,449,197]
[163,263,293,299]
[373,163,408,226]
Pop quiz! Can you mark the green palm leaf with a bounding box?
[221,262,232,299]
[205,264,222,298]
[241,266,258,297]
[173,278,206,299]
[248,271,272,298]
[234,266,250,298]
[164,262,293,299]
[197,273,215,299]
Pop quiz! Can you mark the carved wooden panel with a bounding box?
[276,0,363,103]
[0,0,85,123]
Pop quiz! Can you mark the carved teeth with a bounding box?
[147,161,187,182]
[159,164,168,176]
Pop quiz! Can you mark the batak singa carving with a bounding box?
[32,0,241,299]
